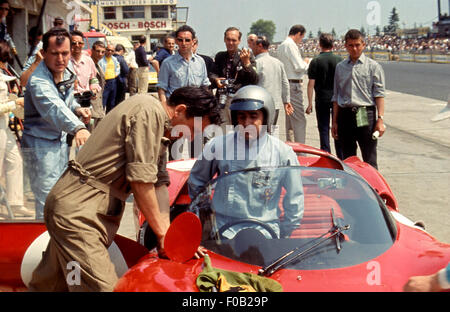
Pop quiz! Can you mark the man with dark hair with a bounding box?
[29,86,220,292]
[157,25,210,109]
[307,33,343,158]
[90,40,106,127]
[135,35,149,93]
[22,27,91,219]
[277,24,310,144]
[331,29,386,169]
[151,35,175,73]
[210,26,258,126]
[113,44,129,105]
[53,17,64,28]
[70,30,100,97]
[253,35,292,126]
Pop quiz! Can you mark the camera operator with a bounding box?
[210,27,258,127]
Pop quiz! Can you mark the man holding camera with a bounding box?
[69,30,101,135]
[210,27,258,126]
[70,30,101,99]
[22,28,91,219]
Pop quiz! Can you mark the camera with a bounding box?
[74,91,94,107]
[217,79,236,109]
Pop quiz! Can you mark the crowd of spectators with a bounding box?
[300,35,450,54]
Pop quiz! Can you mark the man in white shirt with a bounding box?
[126,42,139,96]
[253,35,293,127]
[277,25,310,143]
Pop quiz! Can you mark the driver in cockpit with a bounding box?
[188,85,304,239]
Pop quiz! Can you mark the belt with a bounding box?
[288,79,303,83]
[341,106,376,112]
[68,160,129,202]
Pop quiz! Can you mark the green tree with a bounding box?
[249,19,276,42]
[385,7,400,34]
[331,28,337,38]
[375,25,381,36]
[360,26,366,36]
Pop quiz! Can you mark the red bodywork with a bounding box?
[1,143,449,292]
[122,143,449,292]
[82,31,107,56]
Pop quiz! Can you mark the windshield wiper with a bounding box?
[258,218,350,277]
[331,207,342,252]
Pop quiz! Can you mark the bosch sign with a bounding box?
[106,20,171,30]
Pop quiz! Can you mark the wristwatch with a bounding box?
[377,115,384,121]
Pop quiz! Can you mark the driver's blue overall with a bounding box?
[188,131,304,238]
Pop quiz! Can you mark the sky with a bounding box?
[177,0,448,56]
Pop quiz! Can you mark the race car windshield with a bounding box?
[189,166,396,270]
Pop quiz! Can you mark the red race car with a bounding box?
[1,143,449,292]
[117,143,450,292]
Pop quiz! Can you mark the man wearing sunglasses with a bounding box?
[69,30,101,97]
[157,25,210,110]
[22,27,91,219]
[98,43,120,113]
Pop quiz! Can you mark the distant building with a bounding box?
[6,0,91,72]
[97,0,188,50]
[396,27,431,38]
[432,0,450,37]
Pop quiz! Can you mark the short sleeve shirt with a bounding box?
[307,52,343,102]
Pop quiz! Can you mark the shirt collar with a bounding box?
[255,52,269,60]
[175,52,196,62]
[70,54,86,65]
[347,52,366,64]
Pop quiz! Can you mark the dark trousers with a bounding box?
[103,78,117,114]
[315,100,343,159]
[115,78,126,106]
[337,106,378,169]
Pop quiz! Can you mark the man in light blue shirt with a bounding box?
[22,28,91,219]
[188,86,303,239]
[157,25,210,108]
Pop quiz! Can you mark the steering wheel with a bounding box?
[217,218,278,240]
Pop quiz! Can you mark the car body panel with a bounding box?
[115,221,450,292]
[126,142,449,292]
[1,143,448,292]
